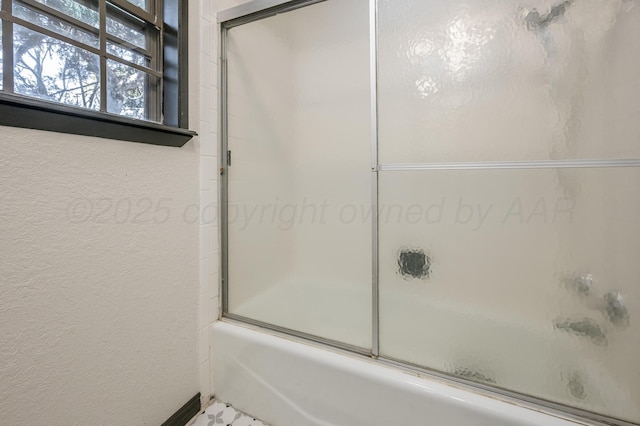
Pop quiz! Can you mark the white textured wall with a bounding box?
[0,3,209,424]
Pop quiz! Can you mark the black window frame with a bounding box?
[0,0,194,147]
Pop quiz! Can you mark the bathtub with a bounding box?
[212,321,598,426]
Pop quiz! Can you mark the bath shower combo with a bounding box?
[215,0,639,425]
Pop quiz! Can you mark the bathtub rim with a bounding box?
[219,315,637,426]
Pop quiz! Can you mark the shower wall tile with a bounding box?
[209,276,220,319]
[210,220,219,251]
[196,122,210,156]
[209,251,220,287]
[212,296,220,323]
[199,327,210,366]
[200,156,214,191]
[197,0,217,402]
[198,0,254,403]
[199,360,211,402]
[209,325,217,398]
[210,108,219,134]
[202,0,212,23]
[200,291,214,330]
[200,225,211,258]
[199,250,211,291]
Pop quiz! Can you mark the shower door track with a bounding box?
[217,1,638,426]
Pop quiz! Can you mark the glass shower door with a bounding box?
[377,0,640,423]
[224,0,372,349]
[221,0,640,422]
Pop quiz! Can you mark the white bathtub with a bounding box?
[212,321,596,426]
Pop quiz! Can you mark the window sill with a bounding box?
[0,92,196,147]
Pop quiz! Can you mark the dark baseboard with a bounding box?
[161,393,201,426]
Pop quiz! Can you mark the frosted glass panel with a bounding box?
[379,167,640,423]
[378,0,640,163]
[226,0,372,348]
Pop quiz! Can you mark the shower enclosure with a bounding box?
[218,0,640,424]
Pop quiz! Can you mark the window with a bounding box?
[0,0,193,146]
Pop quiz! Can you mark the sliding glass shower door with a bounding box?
[221,0,640,423]
[376,0,640,423]
[223,0,372,349]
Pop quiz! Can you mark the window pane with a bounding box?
[33,0,99,28]
[106,8,153,50]
[106,59,158,121]
[124,0,148,12]
[13,24,100,109]
[0,19,3,91]
[107,42,150,68]
[14,1,99,48]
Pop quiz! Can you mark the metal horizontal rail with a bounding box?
[104,52,161,77]
[379,158,640,171]
[109,0,158,26]
[218,0,303,23]
[106,31,153,58]
[218,0,327,28]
